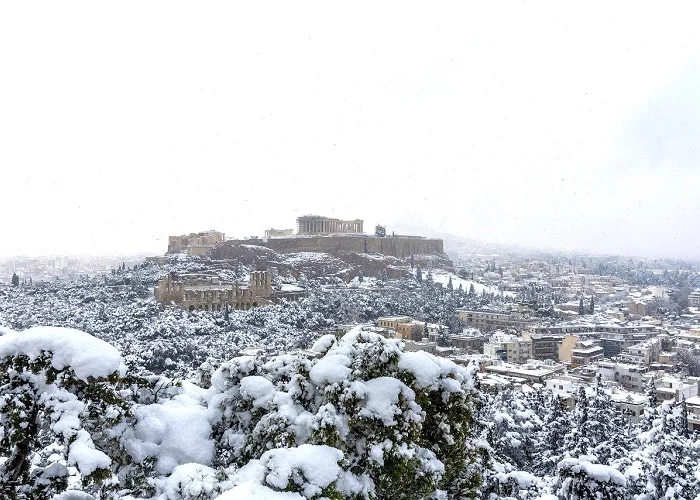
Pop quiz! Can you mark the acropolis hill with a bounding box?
[167,215,444,259]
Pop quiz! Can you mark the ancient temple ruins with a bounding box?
[296,215,363,235]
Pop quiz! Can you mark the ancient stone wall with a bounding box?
[225,235,443,259]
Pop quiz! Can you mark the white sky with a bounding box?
[2,2,700,259]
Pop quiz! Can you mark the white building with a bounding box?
[596,361,649,392]
[483,332,533,364]
[689,290,700,308]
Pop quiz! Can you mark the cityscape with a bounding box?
[3,2,700,498]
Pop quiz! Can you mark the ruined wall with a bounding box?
[224,235,443,259]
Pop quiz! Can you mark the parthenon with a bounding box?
[296,215,363,235]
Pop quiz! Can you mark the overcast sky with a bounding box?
[2,2,700,259]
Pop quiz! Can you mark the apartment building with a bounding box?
[618,339,661,366]
[654,376,698,403]
[457,309,533,331]
[483,332,533,364]
[570,341,604,368]
[597,361,649,392]
[522,331,566,361]
[685,396,700,432]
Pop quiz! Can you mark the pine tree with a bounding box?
[564,386,590,458]
[555,458,627,499]
[11,272,19,286]
[589,296,595,315]
[639,376,658,432]
[535,394,571,475]
[579,297,585,316]
[638,404,699,499]
[679,396,689,437]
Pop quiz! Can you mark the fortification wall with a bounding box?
[225,235,443,259]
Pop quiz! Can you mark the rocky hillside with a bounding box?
[209,242,454,280]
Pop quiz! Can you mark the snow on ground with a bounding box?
[281,252,339,265]
[347,275,382,289]
[425,270,517,297]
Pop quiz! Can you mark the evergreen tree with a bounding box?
[416,266,423,283]
[536,393,571,475]
[0,329,139,498]
[554,458,626,499]
[679,396,689,438]
[637,404,699,499]
[564,386,590,458]
[11,272,19,286]
[578,297,585,316]
[374,224,386,237]
[589,296,595,315]
[639,376,658,432]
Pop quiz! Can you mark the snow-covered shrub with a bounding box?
[222,444,372,499]
[208,326,481,499]
[0,327,128,497]
[157,463,223,500]
[554,458,626,500]
[489,470,547,499]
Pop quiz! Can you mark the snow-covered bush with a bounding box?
[222,444,371,498]
[0,327,127,497]
[554,458,626,500]
[208,327,481,498]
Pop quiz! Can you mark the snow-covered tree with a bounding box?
[208,328,482,498]
[0,327,128,497]
[554,458,626,499]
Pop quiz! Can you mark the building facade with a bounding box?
[296,215,363,235]
[264,228,294,238]
[155,271,273,311]
[167,230,225,255]
[457,309,533,331]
